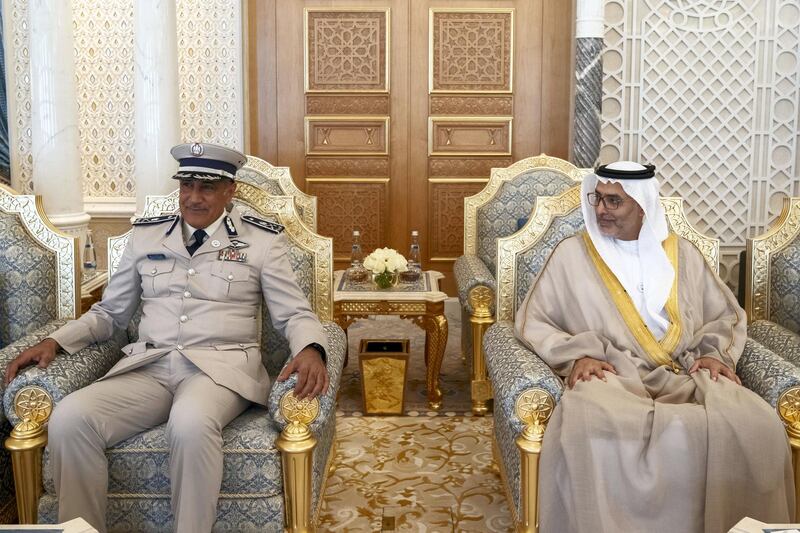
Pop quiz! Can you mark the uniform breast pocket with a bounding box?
[210,261,254,302]
[140,258,175,297]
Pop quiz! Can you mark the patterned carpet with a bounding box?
[320,302,514,532]
[318,416,512,532]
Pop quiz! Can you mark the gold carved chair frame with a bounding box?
[745,196,800,323]
[461,155,589,416]
[745,196,800,520]
[238,156,318,232]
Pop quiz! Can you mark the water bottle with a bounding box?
[82,229,97,276]
[401,230,421,282]
[346,230,368,283]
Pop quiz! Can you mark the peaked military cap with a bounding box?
[171,142,247,181]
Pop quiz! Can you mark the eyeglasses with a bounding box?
[587,192,626,210]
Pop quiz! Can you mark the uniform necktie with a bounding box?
[186,229,207,256]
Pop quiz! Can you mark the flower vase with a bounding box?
[373,271,399,289]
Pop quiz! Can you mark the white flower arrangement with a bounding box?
[363,247,408,289]
[363,247,409,274]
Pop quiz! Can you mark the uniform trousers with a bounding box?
[48,350,250,533]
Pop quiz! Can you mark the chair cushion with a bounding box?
[769,238,800,334]
[0,211,59,347]
[513,210,585,312]
[476,170,575,274]
[43,406,284,498]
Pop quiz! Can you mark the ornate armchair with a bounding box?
[454,155,588,415]
[484,186,800,531]
[3,182,346,531]
[0,184,78,524]
[745,195,800,517]
[237,155,318,232]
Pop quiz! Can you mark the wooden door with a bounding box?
[247,0,573,294]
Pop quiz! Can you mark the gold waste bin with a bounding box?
[358,339,410,415]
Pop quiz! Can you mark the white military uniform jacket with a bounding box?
[49,206,328,405]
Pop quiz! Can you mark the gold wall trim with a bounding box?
[428,8,515,94]
[746,196,800,321]
[306,177,390,183]
[306,94,390,115]
[427,178,490,183]
[428,116,513,156]
[304,115,390,156]
[304,8,391,93]
[464,155,589,256]
[430,257,458,262]
[0,184,79,320]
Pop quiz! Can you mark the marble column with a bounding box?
[134,0,181,215]
[573,0,604,168]
[28,0,90,238]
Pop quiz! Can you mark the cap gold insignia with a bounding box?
[219,248,247,263]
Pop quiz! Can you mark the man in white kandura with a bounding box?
[514,161,794,533]
[5,143,329,533]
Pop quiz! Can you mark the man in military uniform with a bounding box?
[4,143,329,533]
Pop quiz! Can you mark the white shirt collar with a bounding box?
[182,211,227,245]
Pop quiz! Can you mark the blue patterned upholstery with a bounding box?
[453,255,495,316]
[0,196,76,524]
[484,322,564,518]
[768,239,800,334]
[3,201,343,530]
[0,211,59,349]
[513,209,585,312]
[1,321,125,426]
[749,320,800,367]
[475,171,575,275]
[738,337,800,407]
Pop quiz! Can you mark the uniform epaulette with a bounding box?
[241,214,284,234]
[132,214,179,226]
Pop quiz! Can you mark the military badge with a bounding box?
[224,216,238,236]
[219,248,247,263]
[242,214,284,234]
[228,239,250,249]
[132,214,179,226]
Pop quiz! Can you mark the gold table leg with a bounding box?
[423,312,448,410]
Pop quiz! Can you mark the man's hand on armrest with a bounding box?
[4,337,61,385]
[276,345,329,400]
[568,356,617,389]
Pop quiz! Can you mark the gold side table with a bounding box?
[333,270,449,410]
